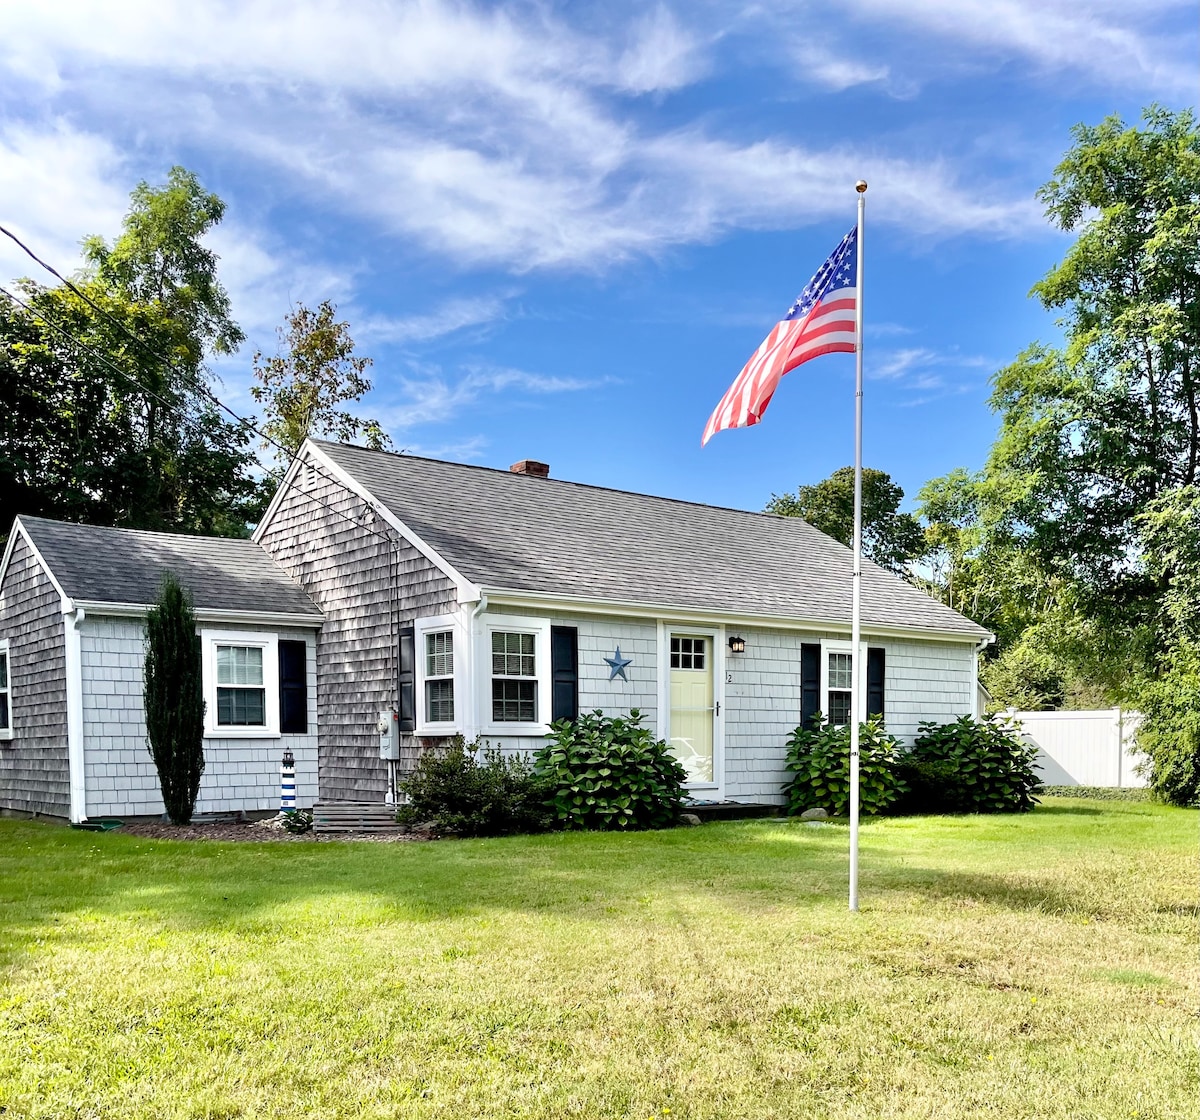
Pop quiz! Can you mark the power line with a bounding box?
[0,277,398,549]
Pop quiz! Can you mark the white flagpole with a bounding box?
[849,180,867,912]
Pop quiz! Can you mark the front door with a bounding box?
[669,634,714,784]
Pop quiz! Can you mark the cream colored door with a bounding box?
[669,634,714,783]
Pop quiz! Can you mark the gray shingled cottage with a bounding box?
[0,439,990,822]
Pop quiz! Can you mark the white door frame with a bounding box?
[657,621,725,796]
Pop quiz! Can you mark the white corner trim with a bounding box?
[63,606,86,823]
[1,520,71,609]
[302,441,481,602]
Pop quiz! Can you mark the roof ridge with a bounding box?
[311,439,816,527]
[19,514,257,547]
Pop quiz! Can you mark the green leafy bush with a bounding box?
[280,809,313,834]
[901,715,1042,813]
[1130,645,1200,807]
[398,737,552,837]
[782,716,906,817]
[533,709,687,830]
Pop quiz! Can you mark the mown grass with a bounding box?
[0,798,1197,1119]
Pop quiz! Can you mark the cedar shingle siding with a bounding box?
[0,536,69,816]
[256,455,457,801]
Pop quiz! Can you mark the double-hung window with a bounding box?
[424,631,455,724]
[217,645,267,726]
[0,639,11,740]
[826,650,854,727]
[201,631,279,737]
[491,631,538,722]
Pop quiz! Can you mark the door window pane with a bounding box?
[669,636,706,670]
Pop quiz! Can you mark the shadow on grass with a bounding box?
[0,811,1172,973]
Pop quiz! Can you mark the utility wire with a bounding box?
[0,269,397,548]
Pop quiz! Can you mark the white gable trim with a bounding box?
[1,518,72,610]
[254,441,480,602]
[482,587,993,646]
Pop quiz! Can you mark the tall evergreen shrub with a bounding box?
[144,574,206,823]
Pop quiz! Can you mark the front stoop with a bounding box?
[313,801,403,833]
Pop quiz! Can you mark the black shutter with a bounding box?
[398,626,415,732]
[550,626,579,723]
[800,643,821,729]
[279,640,308,734]
[866,646,885,721]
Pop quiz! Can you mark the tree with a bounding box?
[251,300,391,469]
[0,167,259,536]
[144,574,206,824]
[979,106,1199,619]
[766,466,926,574]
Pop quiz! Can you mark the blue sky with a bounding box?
[1,1,1195,513]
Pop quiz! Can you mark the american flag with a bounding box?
[702,227,858,445]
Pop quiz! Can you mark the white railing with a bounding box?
[1007,708,1147,789]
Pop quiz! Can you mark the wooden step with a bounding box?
[313,801,403,833]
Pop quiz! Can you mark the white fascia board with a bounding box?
[73,600,323,628]
[250,453,308,544]
[1,519,72,610]
[303,441,481,601]
[481,587,992,646]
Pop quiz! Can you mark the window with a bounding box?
[424,631,455,723]
[201,630,279,737]
[826,651,853,727]
[492,631,537,722]
[216,645,266,726]
[0,640,10,739]
[670,635,706,670]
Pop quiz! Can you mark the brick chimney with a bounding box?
[510,459,550,478]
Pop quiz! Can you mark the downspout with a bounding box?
[467,590,488,742]
[62,602,86,823]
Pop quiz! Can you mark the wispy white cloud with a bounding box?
[360,293,516,346]
[870,345,992,404]
[377,363,611,431]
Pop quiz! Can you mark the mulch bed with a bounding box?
[117,820,420,843]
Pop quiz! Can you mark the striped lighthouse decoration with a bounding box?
[280,748,296,812]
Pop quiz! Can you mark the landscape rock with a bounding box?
[678,813,703,827]
[800,808,829,821]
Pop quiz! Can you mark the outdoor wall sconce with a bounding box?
[728,635,746,654]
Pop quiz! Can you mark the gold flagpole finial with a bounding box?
[855,180,868,193]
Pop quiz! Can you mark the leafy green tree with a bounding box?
[144,574,206,824]
[980,106,1199,619]
[251,300,391,469]
[766,466,926,574]
[1129,485,1200,804]
[0,167,259,536]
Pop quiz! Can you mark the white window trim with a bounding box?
[820,638,867,728]
[476,614,552,737]
[657,622,725,792]
[201,629,280,739]
[415,614,464,735]
[0,638,11,741]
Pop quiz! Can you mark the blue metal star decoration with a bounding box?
[604,646,633,682]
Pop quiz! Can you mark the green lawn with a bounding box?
[1,800,1196,1119]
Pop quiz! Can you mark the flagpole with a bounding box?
[849,180,867,912]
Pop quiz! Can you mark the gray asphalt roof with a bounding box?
[17,516,321,619]
[314,441,989,639]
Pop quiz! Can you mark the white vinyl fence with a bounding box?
[1008,708,1147,788]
